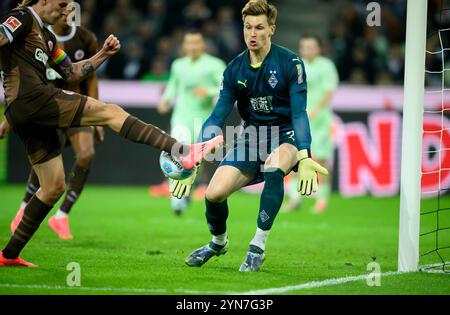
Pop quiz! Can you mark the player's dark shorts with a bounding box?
[220,124,299,186]
[5,85,87,165]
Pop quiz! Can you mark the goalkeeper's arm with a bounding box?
[290,89,328,195]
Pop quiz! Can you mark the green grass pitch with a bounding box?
[0,184,449,295]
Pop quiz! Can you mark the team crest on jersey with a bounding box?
[3,16,22,33]
[75,49,85,61]
[296,64,304,84]
[268,70,278,88]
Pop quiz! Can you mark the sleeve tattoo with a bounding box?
[81,62,94,76]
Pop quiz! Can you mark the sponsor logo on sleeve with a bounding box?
[3,16,22,33]
[296,64,304,84]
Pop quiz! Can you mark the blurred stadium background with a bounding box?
[0,0,449,295]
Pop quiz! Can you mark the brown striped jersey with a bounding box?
[0,7,59,108]
[46,24,98,95]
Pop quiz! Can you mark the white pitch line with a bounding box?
[0,283,167,294]
[0,283,223,295]
[0,262,448,295]
[233,271,402,295]
[234,262,450,295]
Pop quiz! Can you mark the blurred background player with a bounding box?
[171,0,328,272]
[149,29,226,215]
[282,34,339,213]
[6,10,103,239]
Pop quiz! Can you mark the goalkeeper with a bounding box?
[170,0,328,272]
[151,29,226,215]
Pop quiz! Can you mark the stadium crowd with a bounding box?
[327,0,448,86]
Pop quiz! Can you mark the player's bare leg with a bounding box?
[79,97,223,168]
[313,159,331,213]
[185,166,255,267]
[48,131,95,239]
[240,143,298,272]
[1,156,66,267]
[281,171,302,213]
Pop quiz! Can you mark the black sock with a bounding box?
[22,170,40,204]
[2,195,52,259]
[257,168,285,230]
[205,198,229,236]
[60,164,90,214]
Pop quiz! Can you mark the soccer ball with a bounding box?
[159,151,194,180]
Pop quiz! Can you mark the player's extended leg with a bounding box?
[48,130,95,239]
[185,166,255,267]
[79,98,223,168]
[240,143,298,272]
[10,169,40,233]
[1,155,66,267]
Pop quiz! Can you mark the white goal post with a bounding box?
[398,0,428,272]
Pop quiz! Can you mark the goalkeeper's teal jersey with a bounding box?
[163,53,226,133]
[200,44,311,151]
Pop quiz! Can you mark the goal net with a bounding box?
[420,0,450,273]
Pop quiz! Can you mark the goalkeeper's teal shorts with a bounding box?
[220,123,298,186]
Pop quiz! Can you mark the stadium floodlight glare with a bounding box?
[398,0,427,272]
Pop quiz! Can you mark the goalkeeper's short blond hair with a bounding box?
[17,0,40,9]
[242,0,278,26]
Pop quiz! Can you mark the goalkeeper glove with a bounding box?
[169,166,199,199]
[297,149,329,195]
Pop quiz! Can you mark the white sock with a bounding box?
[212,232,227,246]
[55,209,68,219]
[171,196,189,212]
[250,228,270,251]
[20,201,27,210]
